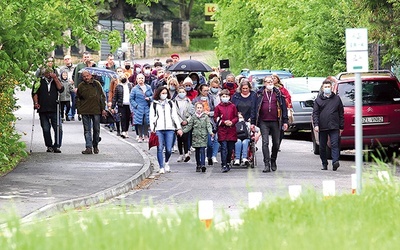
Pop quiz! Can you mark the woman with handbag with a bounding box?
[150,86,183,174]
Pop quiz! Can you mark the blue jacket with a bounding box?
[130,84,153,125]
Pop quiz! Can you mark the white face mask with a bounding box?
[144,69,151,75]
[221,97,230,103]
[266,85,274,90]
[160,94,167,100]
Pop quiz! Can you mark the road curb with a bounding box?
[21,129,157,222]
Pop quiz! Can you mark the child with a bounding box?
[214,89,238,173]
[234,112,251,166]
[59,70,74,122]
[182,102,213,172]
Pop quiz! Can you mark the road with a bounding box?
[99,131,378,219]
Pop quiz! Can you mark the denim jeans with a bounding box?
[207,133,219,159]
[319,129,340,166]
[156,130,175,169]
[220,140,235,166]
[69,91,76,118]
[259,120,280,166]
[82,114,101,148]
[39,112,63,148]
[235,138,250,160]
[195,147,206,166]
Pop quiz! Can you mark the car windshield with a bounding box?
[285,83,311,94]
[337,80,400,106]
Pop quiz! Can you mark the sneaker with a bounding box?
[125,132,129,138]
[46,147,54,153]
[196,166,201,172]
[136,135,139,140]
[233,159,240,166]
[208,158,213,166]
[82,147,93,154]
[78,115,82,121]
[71,117,75,121]
[93,147,99,154]
[177,155,184,162]
[221,166,229,173]
[66,117,70,121]
[165,162,171,172]
[242,158,249,166]
[53,148,61,153]
[117,132,121,137]
[212,156,218,163]
[333,161,340,171]
[137,137,143,143]
[321,164,328,170]
[184,153,191,162]
[121,132,126,138]
[190,146,195,152]
[159,168,165,174]
[201,166,207,173]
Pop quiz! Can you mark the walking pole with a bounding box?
[56,95,60,147]
[29,108,35,154]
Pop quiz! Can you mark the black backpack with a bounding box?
[236,121,249,140]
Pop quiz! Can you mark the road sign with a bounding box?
[346,28,368,73]
[205,3,217,24]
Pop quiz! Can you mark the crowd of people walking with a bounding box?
[32,51,343,173]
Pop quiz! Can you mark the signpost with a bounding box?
[205,3,217,24]
[345,28,368,194]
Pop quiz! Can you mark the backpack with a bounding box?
[236,121,249,140]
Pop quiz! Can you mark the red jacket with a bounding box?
[186,89,198,101]
[214,102,238,142]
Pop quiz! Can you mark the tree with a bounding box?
[214,0,364,76]
[0,0,151,172]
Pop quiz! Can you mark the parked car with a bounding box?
[239,69,294,90]
[311,70,400,157]
[282,77,325,133]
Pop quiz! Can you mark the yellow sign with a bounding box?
[205,3,217,24]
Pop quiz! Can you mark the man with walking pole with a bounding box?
[32,67,64,153]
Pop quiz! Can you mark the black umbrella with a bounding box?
[168,59,213,72]
[79,67,119,78]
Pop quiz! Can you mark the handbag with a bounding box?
[100,110,116,124]
[148,132,159,149]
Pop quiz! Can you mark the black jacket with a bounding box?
[33,77,64,113]
[112,83,133,108]
[312,92,344,131]
[252,86,288,128]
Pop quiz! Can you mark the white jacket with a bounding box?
[150,99,182,132]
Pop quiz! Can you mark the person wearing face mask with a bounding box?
[128,63,142,85]
[130,73,153,142]
[251,76,288,173]
[312,78,344,171]
[142,63,157,86]
[150,86,183,174]
[174,87,194,163]
[214,89,239,173]
[182,102,214,172]
[222,74,239,97]
[208,76,222,164]
[123,60,134,78]
[167,77,179,100]
[111,74,132,139]
[182,77,198,101]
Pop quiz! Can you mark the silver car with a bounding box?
[282,77,325,133]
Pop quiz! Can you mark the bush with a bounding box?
[0,83,27,174]
[189,38,217,52]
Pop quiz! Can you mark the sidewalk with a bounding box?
[0,89,156,223]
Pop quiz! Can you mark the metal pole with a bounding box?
[355,72,363,194]
[29,108,35,154]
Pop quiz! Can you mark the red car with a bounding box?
[312,70,400,156]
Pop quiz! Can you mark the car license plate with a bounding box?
[362,116,383,124]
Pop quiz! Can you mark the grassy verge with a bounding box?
[189,38,217,52]
[1,177,399,249]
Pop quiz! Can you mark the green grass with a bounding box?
[1,176,400,250]
[189,38,217,52]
